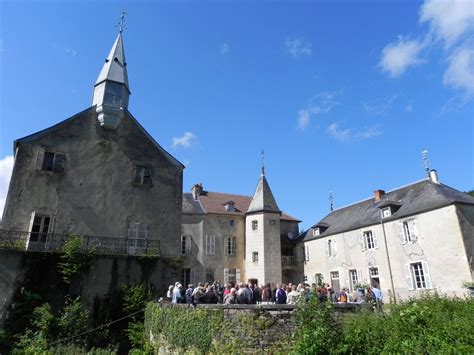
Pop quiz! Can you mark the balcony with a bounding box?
[0,229,160,256]
[282,255,296,266]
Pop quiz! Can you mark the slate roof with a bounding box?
[183,190,300,222]
[247,174,281,214]
[304,179,474,241]
[95,33,130,92]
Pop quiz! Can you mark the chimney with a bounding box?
[191,183,203,200]
[373,189,385,202]
[429,169,440,184]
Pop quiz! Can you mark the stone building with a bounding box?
[181,168,303,286]
[303,170,474,300]
[1,32,184,256]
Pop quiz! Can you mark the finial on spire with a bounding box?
[118,11,127,33]
[329,190,334,212]
[421,149,430,177]
[261,149,265,176]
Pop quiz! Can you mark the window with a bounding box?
[40,151,65,172]
[127,222,147,254]
[224,268,240,284]
[206,268,214,282]
[400,220,418,244]
[133,165,152,186]
[304,245,310,261]
[304,275,308,282]
[360,230,378,251]
[252,251,259,262]
[226,236,236,255]
[381,207,391,218]
[252,220,258,230]
[270,219,276,225]
[330,271,340,291]
[313,228,320,236]
[349,269,361,291]
[205,235,215,254]
[369,267,380,288]
[29,214,51,243]
[326,239,337,257]
[181,268,194,286]
[181,235,192,255]
[315,273,324,287]
[406,262,432,290]
[230,220,235,227]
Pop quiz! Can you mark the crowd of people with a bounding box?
[164,281,383,310]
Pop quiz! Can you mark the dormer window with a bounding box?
[381,207,391,218]
[312,222,329,236]
[224,201,236,212]
[313,228,320,236]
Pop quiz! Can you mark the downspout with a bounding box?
[381,219,397,304]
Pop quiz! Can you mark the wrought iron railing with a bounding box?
[282,255,296,266]
[0,229,160,256]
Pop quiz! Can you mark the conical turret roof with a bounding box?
[247,172,281,214]
[95,33,130,93]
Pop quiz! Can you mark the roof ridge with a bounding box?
[204,191,252,199]
[331,178,429,212]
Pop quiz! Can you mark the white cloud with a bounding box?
[65,47,77,56]
[443,47,474,96]
[172,132,197,148]
[297,91,340,130]
[420,0,474,47]
[285,37,312,58]
[0,155,14,218]
[327,123,382,142]
[220,43,230,55]
[379,37,425,77]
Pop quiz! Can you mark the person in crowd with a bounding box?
[338,288,348,303]
[275,284,287,304]
[172,282,182,304]
[287,285,300,304]
[371,284,383,311]
[165,285,174,302]
[253,283,262,304]
[224,288,237,304]
[192,282,206,304]
[262,283,272,304]
[186,284,195,306]
[223,283,231,297]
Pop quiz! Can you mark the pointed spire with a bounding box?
[247,156,281,214]
[94,32,130,94]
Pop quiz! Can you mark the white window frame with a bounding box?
[37,149,66,173]
[326,239,337,257]
[205,234,215,255]
[313,228,320,236]
[381,207,391,218]
[304,245,310,261]
[181,235,192,255]
[360,230,378,251]
[405,261,432,290]
[400,219,418,244]
[28,212,52,245]
[225,236,236,256]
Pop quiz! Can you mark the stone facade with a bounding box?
[303,178,474,300]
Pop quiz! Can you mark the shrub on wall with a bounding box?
[57,236,93,284]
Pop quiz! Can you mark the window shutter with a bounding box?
[305,245,310,261]
[186,236,192,254]
[346,270,351,289]
[53,153,66,172]
[332,240,338,257]
[373,231,379,249]
[404,264,414,291]
[357,269,362,284]
[399,222,406,244]
[359,232,366,251]
[325,241,330,258]
[35,148,45,170]
[224,268,229,284]
[212,235,215,254]
[128,223,139,239]
[236,269,241,284]
[422,261,432,289]
[409,220,418,241]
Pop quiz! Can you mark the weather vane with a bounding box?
[118,11,127,33]
[421,149,430,177]
[329,190,334,212]
[261,149,265,175]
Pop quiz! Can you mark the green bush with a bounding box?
[57,236,93,284]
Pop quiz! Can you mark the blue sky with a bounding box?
[0,0,473,229]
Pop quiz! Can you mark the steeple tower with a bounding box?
[245,155,282,285]
[92,12,130,130]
